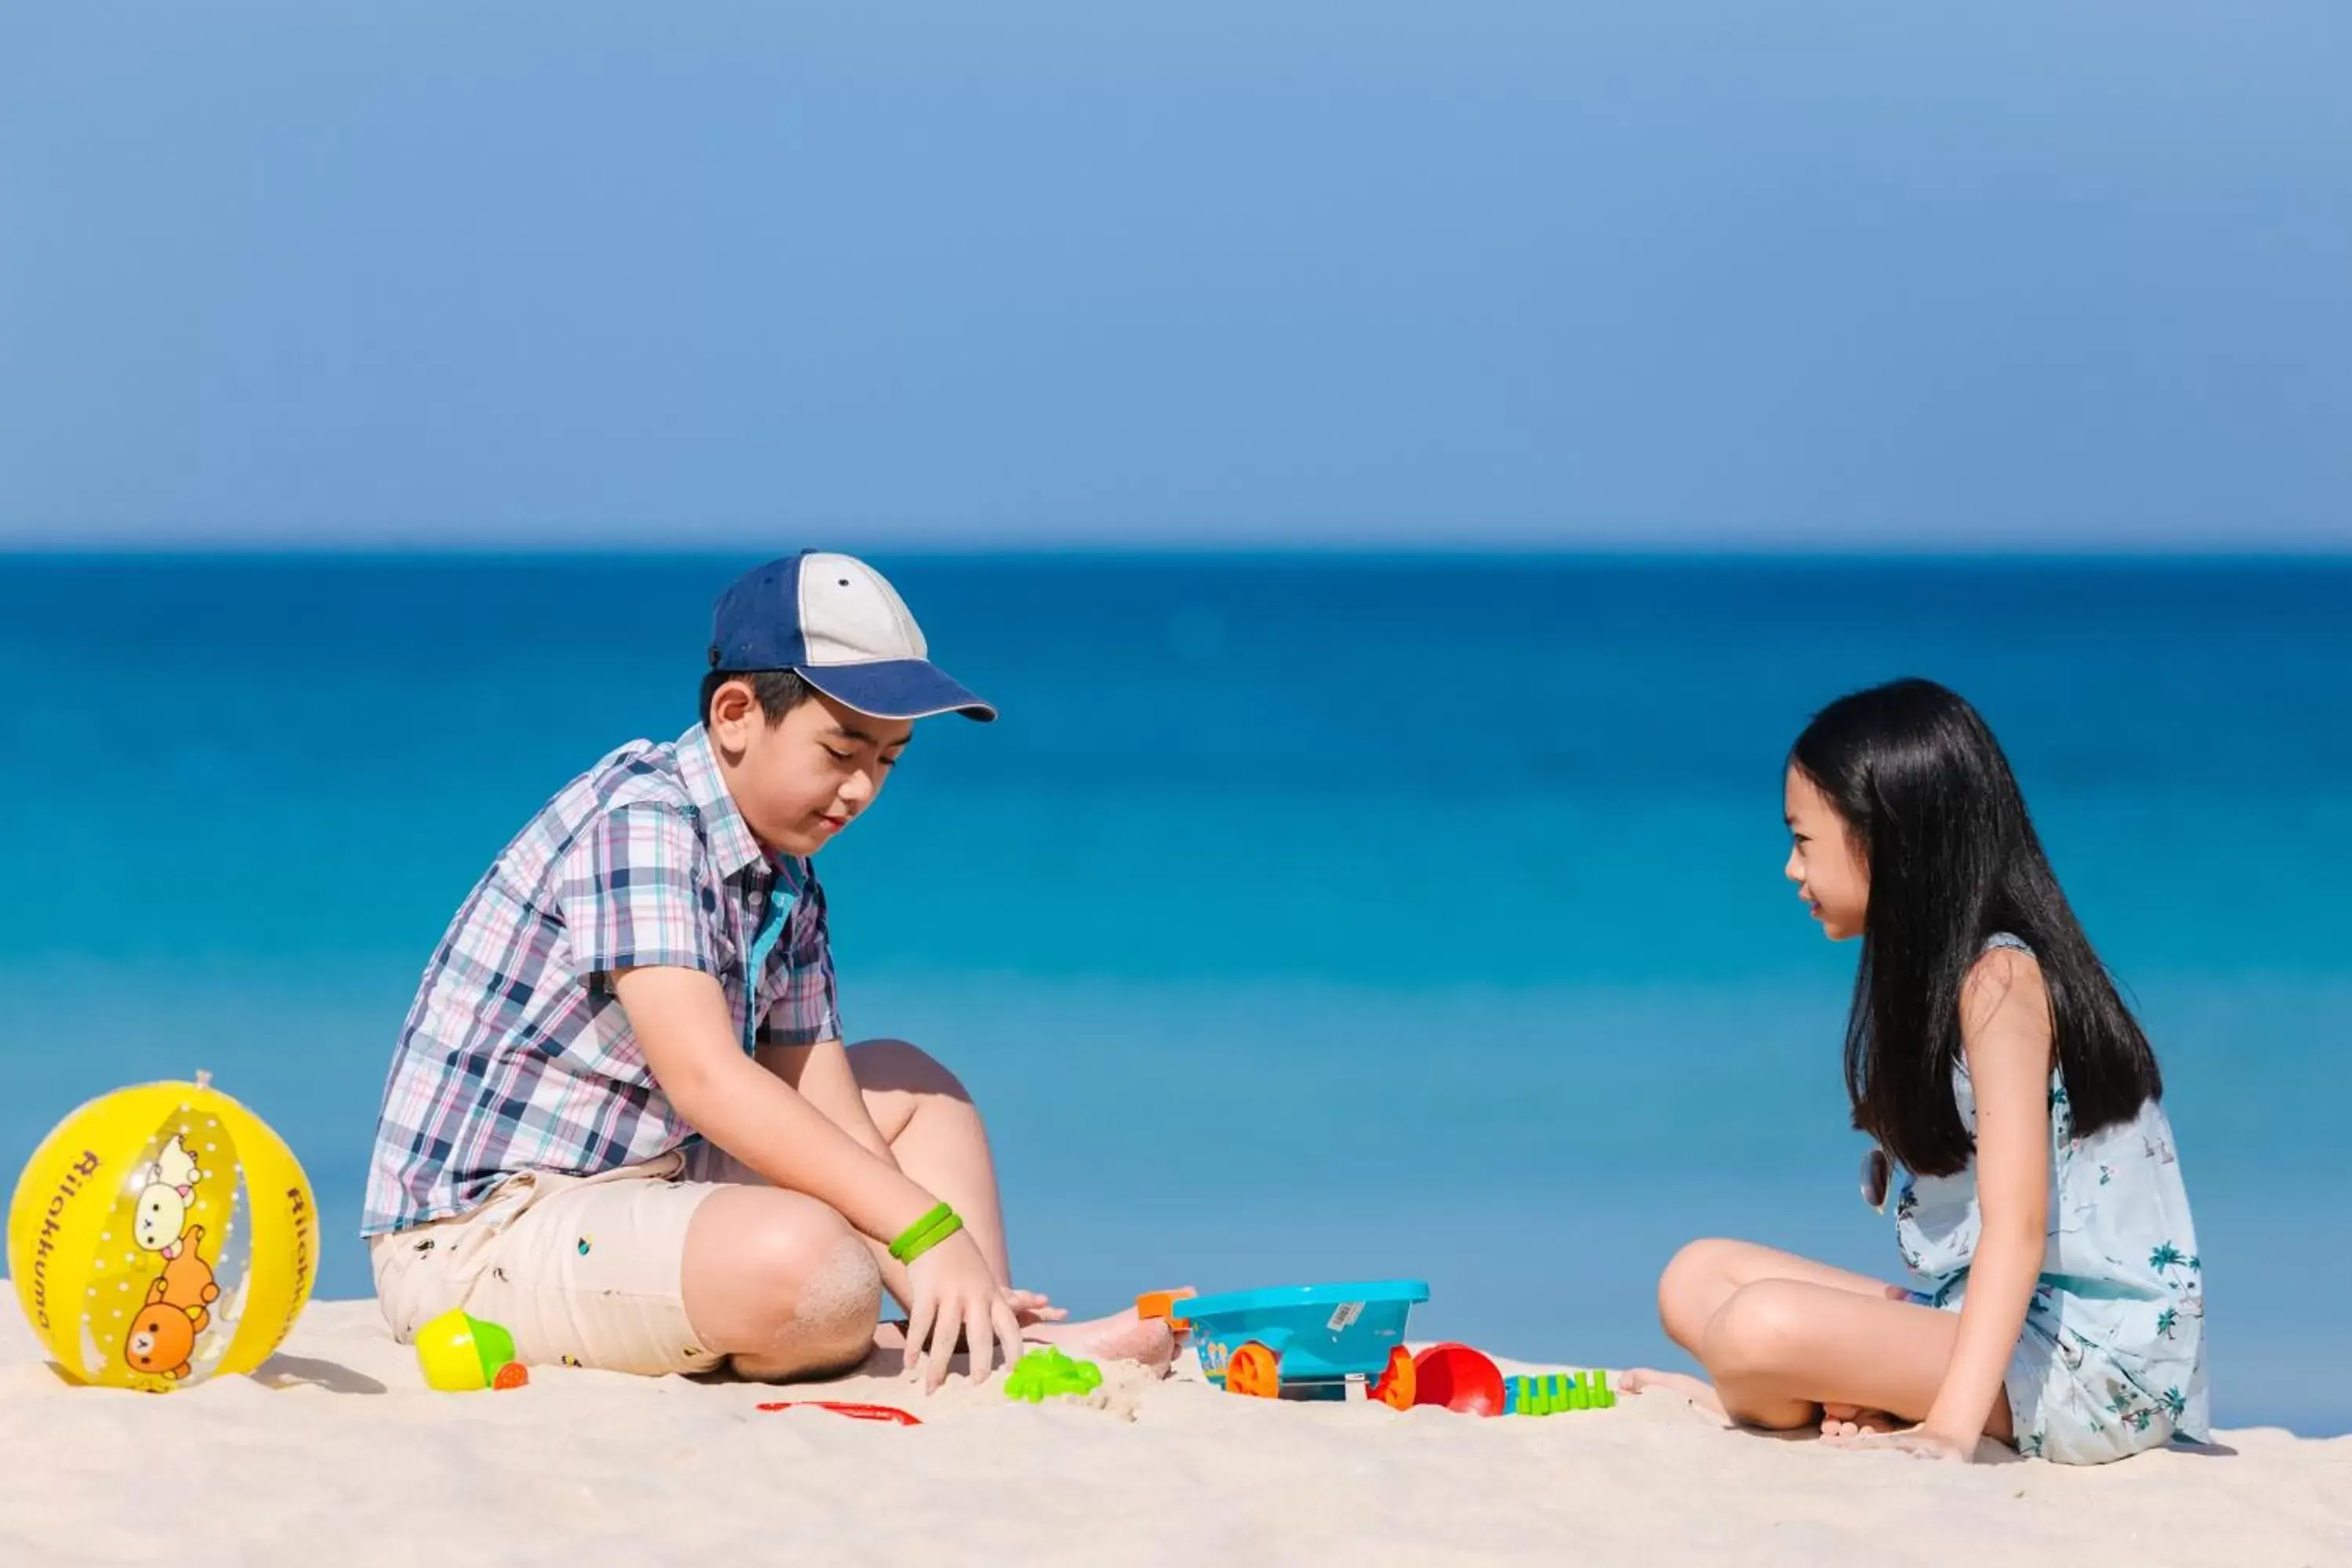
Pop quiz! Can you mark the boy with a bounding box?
[364,551,1170,1388]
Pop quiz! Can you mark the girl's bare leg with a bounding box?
[1628,1239,1914,1433]
[1690,1279,2013,1443]
[1652,1238,1900,1352]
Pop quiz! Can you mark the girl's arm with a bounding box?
[1924,946,2055,1452]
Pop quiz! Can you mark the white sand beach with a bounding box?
[2,1298,2345,1567]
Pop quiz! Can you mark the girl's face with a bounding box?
[1784,765,1868,940]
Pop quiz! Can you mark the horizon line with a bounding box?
[5,540,2349,564]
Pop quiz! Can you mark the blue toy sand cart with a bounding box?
[1180,1280,1429,1406]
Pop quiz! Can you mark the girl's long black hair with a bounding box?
[1791,678,2161,1176]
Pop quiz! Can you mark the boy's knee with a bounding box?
[750,1207,882,1336]
[691,1194,883,1374]
[848,1037,971,1102]
[1700,1281,1809,1379]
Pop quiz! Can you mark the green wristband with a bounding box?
[888,1203,955,1262]
[896,1209,964,1266]
[898,1207,958,1261]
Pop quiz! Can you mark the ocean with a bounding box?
[2,554,2345,1433]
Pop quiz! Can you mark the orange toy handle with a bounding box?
[1134,1288,1198,1332]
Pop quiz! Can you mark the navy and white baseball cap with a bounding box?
[709,551,996,722]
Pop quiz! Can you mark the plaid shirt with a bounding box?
[363,724,841,1235]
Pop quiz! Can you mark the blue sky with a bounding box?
[1,2,2345,550]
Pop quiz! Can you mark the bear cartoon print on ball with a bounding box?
[8,1078,317,1391]
[125,1301,198,1381]
[123,1223,227,1380]
[131,1134,203,1257]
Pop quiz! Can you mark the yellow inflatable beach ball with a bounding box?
[8,1078,318,1391]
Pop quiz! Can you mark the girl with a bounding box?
[1627,678,2208,1463]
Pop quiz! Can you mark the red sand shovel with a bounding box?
[756,1400,923,1426]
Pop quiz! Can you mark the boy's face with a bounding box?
[1783,764,1868,941]
[709,681,912,857]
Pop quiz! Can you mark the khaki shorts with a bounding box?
[371,1150,727,1377]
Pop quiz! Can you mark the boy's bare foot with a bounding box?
[865,1306,1178,1381]
[1819,1403,1900,1439]
[1022,1308,1176,1373]
[1620,1367,1726,1416]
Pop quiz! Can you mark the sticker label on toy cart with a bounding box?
[1327,1301,1364,1331]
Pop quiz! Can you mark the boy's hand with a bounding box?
[1006,1287,1065,1326]
[903,1229,1024,1392]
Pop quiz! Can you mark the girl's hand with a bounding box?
[902,1229,1024,1392]
[1825,1425,1976,1463]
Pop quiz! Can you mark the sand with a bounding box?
[2,1297,2346,1567]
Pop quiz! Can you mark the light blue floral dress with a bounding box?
[1893,935,2209,1464]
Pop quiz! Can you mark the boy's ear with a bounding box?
[707,677,757,732]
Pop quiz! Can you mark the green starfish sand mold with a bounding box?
[1003,1346,1105,1403]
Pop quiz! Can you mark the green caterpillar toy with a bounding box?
[1504,1370,1614,1415]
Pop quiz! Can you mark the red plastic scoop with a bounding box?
[1410,1343,1506,1417]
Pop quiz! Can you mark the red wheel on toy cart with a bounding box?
[1225,1341,1280,1398]
[1369,1345,1417,1410]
